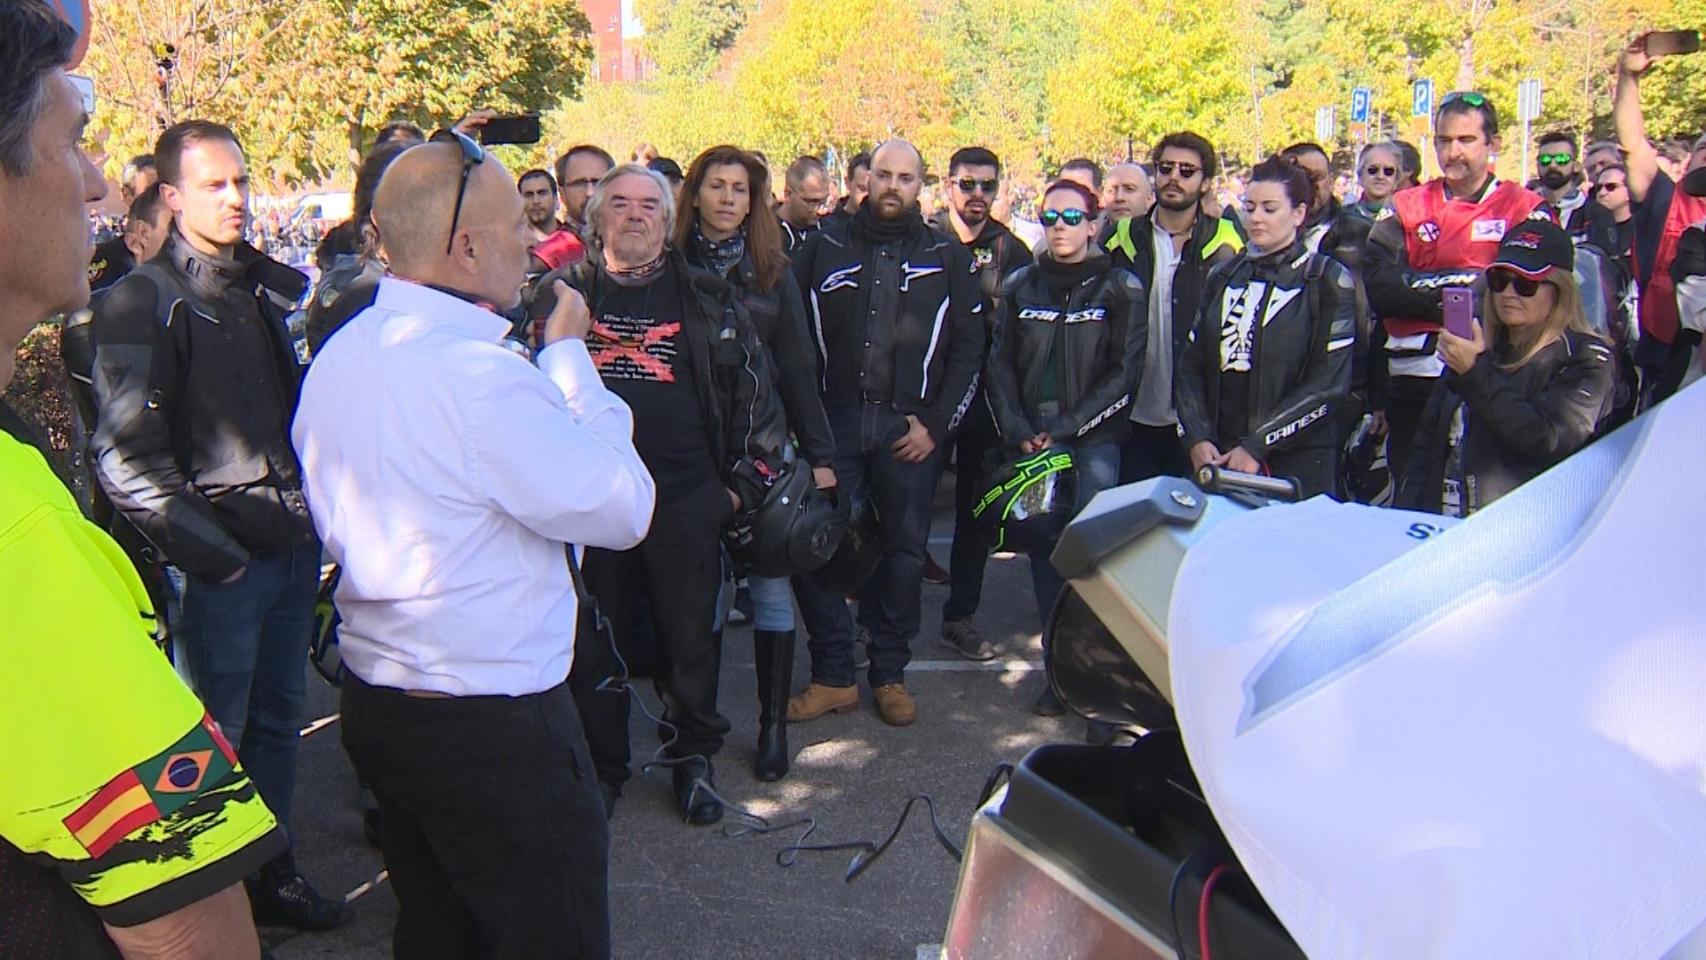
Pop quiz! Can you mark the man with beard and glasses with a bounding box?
[1533,130,1617,247]
[928,146,1032,662]
[1101,132,1244,487]
[779,155,831,255]
[788,140,983,728]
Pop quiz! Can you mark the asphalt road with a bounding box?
[268,483,1080,960]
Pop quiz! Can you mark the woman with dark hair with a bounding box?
[1175,155,1357,498]
[1397,220,1615,515]
[304,141,409,356]
[674,145,836,781]
[986,178,1146,715]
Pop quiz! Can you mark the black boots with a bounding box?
[671,757,723,825]
[753,629,795,781]
[246,851,354,931]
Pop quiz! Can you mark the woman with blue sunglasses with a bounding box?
[985,178,1146,698]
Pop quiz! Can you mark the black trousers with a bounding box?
[942,396,999,623]
[340,675,610,960]
[577,480,731,782]
[1119,422,1191,484]
[1382,374,1438,486]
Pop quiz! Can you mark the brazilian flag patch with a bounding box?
[63,713,240,857]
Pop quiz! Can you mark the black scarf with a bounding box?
[690,224,746,279]
[1038,250,1111,296]
[852,201,923,245]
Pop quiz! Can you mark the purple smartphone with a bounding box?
[1443,287,1474,339]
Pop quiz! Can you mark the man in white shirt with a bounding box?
[291,132,654,959]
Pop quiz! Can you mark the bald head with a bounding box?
[1103,163,1153,221]
[373,141,533,309]
[873,140,924,179]
[868,140,925,222]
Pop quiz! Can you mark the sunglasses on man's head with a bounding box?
[1441,90,1489,108]
[956,177,998,195]
[1487,270,1550,297]
[1537,152,1575,167]
[1363,165,1398,177]
[1040,208,1089,227]
[1155,161,1200,179]
[430,129,486,256]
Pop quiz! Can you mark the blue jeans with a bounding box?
[174,543,318,831]
[1029,443,1121,627]
[794,401,943,687]
[747,575,796,631]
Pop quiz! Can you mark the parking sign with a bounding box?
[1351,87,1371,124]
[1412,79,1434,118]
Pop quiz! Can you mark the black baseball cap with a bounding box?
[1488,219,1573,279]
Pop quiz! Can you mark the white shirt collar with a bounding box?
[373,276,513,343]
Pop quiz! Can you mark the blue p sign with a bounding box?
[1412,79,1434,118]
[1351,87,1371,123]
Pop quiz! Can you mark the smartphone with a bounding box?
[1646,30,1701,57]
[1442,287,1475,339]
[478,115,542,146]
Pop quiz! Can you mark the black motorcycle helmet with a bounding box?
[973,448,1079,554]
[724,464,847,577]
[1342,415,1392,506]
[805,490,880,595]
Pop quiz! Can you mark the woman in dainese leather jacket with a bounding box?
[1175,156,1357,498]
[986,178,1146,623]
[1397,219,1615,517]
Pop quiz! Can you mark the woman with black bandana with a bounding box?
[674,146,837,782]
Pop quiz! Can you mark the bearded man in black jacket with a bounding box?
[785,139,983,728]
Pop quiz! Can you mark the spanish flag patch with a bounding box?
[62,713,241,859]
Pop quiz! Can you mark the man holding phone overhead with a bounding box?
[1614,29,1706,406]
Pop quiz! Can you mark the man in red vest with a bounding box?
[1364,92,1550,480]
[1615,31,1706,407]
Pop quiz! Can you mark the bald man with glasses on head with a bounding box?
[292,134,655,958]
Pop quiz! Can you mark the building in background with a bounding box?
[581,0,651,84]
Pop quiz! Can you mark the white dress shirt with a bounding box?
[292,278,655,696]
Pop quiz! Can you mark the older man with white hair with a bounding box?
[292,132,656,957]
[534,162,789,827]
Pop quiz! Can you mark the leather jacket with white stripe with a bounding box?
[1175,238,1357,460]
[791,214,984,443]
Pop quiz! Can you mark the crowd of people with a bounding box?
[3,0,1704,954]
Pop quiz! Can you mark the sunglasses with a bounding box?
[1155,160,1201,179]
[1441,90,1489,108]
[1537,152,1575,167]
[1487,270,1551,297]
[1362,165,1398,177]
[956,177,998,194]
[1040,208,1089,227]
[430,129,485,256]
[1596,181,1625,193]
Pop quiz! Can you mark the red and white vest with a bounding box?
[1636,189,1706,346]
[1385,180,1549,339]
